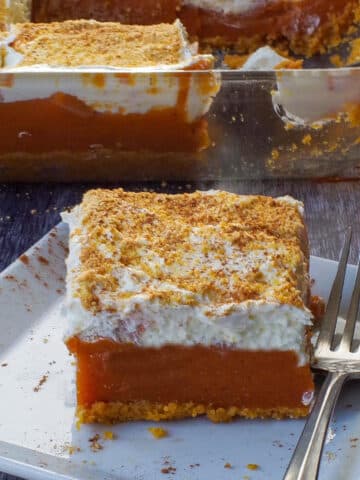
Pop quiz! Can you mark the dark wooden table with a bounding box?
[0,180,359,480]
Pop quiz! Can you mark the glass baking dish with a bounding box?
[0,67,359,182]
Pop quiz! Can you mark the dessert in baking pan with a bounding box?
[0,20,219,167]
[2,0,359,55]
[62,189,314,424]
[179,0,360,56]
[0,3,358,181]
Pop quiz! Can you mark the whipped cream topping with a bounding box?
[183,0,277,15]
[242,46,288,70]
[62,191,312,365]
[273,69,360,125]
[237,46,360,125]
[0,71,219,121]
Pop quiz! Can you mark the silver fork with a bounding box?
[284,228,360,480]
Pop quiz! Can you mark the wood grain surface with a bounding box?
[0,180,359,480]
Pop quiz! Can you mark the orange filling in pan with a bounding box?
[0,66,216,154]
[0,93,209,153]
[66,337,314,423]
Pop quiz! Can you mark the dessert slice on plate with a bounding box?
[62,189,315,425]
[0,19,219,170]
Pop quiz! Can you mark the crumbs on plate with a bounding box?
[33,372,49,392]
[161,466,176,475]
[148,427,168,439]
[88,434,103,452]
[161,457,176,475]
[67,445,81,455]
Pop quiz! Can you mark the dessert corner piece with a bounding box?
[62,189,315,425]
[0,20,219,157]
[2,19,213,68]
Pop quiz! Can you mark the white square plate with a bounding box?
[0,223,359,480]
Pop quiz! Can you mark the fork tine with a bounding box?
[316,227,352,353]
[339,252,360,352]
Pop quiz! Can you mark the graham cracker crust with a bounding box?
[77,400,310,425]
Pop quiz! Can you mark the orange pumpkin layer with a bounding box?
[0,91,210,154]
[66,338,314,423]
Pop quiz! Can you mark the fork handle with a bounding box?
[283,371,348,480]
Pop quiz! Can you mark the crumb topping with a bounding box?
[9,20,187,67]
[71,189,308,316]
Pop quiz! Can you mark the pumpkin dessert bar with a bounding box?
[62,188,315,424]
